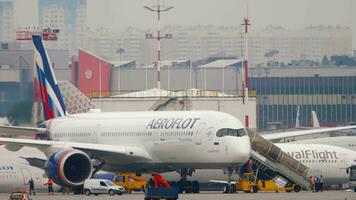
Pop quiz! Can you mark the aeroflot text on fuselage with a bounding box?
[287,150,338,160]
[146,118,201,129]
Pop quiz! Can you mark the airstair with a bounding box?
[149,96,178,111]
[247,129,311,190]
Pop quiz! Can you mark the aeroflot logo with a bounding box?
[287,150,338,160]
[146,118,200,129]
[0,166,14,171]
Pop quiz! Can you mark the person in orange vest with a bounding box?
[44,178,54,195]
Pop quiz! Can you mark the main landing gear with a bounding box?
[171,169,200,193]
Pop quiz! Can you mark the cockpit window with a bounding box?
[216,128,246,137]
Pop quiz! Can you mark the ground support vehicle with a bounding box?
[145,173,178,200]
[346,165,356,192]
[236,172,302,193]
[114,172,147,193]
[84,179,125,196]
[8,191,33,200]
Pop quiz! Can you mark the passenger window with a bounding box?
[100,181,107,186]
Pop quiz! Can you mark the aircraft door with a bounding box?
[195,122,206,145]
[94,123,101,144]
[20,168,32,185]
[153,130,159,145]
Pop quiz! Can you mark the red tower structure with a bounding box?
[242,16,251,128]
[144,0,173,89]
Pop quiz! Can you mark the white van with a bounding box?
[83,179,125,196]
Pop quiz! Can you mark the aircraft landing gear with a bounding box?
[223,167,236,193]
[176,169,200,193]
[91,161,106,178]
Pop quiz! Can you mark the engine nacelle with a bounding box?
[44,149,92,186]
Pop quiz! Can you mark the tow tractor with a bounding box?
[346,165,356,192]
[145,173,179,200]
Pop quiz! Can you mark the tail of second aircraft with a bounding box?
[311,110,320,128]
[32,34,67,120]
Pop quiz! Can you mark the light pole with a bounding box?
[144,0,173,89]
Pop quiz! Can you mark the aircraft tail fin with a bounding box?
[32,34,67,120]
[311,110,320,128]
[58,81,95,114]
[295,106,300,128]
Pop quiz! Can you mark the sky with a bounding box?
[13,0,356,48]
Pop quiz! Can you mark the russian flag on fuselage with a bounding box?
[32,35,67,120]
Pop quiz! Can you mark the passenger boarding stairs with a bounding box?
[150,94,192,111]
[149,96,178,111]
[247,129,311,190]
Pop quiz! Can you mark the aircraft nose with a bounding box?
[227,136,251,164]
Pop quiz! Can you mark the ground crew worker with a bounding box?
[315,176,320,192]
[44,178,54,195]
[63,184,70,195]
[309,176,315,192]
[28,178,35,195]
[319,175,324,192]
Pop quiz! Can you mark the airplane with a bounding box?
[289,136,356,152]
[1,35,356,193]
[275,143,356,186]
[0,146,60,193]
[0,35,251,193]
[95,142,356,189]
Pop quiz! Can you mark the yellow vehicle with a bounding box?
[236,172,302,193]
[113,173,147,193]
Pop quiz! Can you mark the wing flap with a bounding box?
[0,125,46,137]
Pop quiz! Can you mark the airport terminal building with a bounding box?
[1,47,356,130]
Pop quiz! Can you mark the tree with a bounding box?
[7,101,33,125]
[321,55,330,66]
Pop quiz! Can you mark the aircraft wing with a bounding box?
[0,137,152,163]
[262,125,356,142]
[0,125,45,137]
[20,157,46,169]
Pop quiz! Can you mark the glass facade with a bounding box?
[250,76,356,130]
[0,82,21,116]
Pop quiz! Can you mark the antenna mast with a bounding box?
[241,7,251,128]
[144,0,173,89]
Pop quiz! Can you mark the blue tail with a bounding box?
[32,34,67,120]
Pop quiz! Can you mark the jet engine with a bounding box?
[44,149,92,186]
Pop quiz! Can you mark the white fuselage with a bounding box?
[276,143,356,185]
[0,147,59,193]
[290,136,356,152]
[48,111,251,172]
[161,143,356,186]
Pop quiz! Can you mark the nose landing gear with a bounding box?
[175,168,200,193]
[223,167,237,193]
